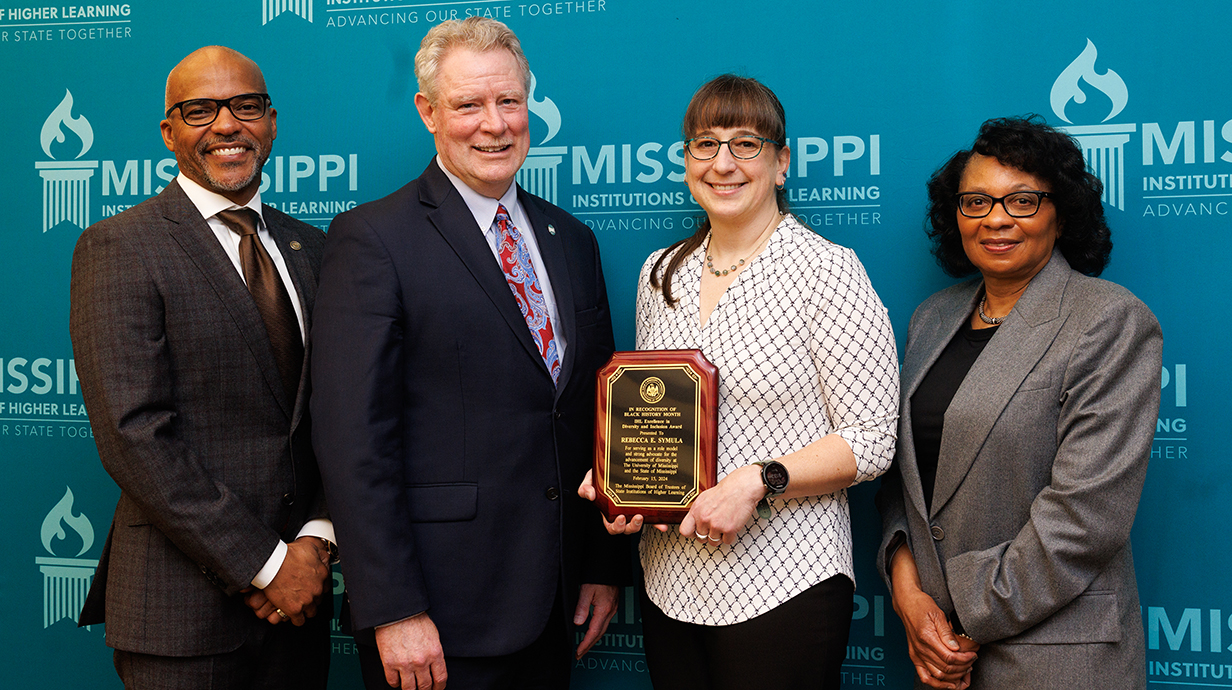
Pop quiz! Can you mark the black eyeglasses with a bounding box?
[166,93,271,127]
[684,135,781,161]
[955,191,1052,218]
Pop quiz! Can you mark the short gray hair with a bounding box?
[414,17,531,104]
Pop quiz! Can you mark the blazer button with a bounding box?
[930,524,945,541]
[545,487,560,500]
[282,493,295,507]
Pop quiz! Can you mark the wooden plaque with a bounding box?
[593,350,718,524]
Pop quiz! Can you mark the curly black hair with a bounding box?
[925,115,1112,277]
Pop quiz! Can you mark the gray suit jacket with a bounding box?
[876,250,1161,689]
[71,179,328,656]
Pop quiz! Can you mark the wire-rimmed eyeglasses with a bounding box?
[684,135,781,161]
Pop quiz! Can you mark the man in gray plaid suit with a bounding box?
[70,46,335,689]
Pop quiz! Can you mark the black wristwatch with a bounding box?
[751,460,789,519]
[316,537,340,564]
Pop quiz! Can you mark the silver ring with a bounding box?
[695,531,709,539]
[275,608,289,620]
[708,534,722,542]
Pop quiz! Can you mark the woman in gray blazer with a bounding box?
[877,116,1162,690]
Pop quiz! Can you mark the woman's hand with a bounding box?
[678,464,765,546]
[889,546,979,689]
[577,469,646,535]
[894,587,978,689]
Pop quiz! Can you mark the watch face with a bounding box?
[764,462,788,492]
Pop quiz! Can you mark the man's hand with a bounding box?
[375,613,447,690]
[574,583,619,659]
[246,536,330,626]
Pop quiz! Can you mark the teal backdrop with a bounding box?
[1,1,1227,687]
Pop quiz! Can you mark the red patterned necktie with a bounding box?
[216,208,304,403]
[493,204,560,384]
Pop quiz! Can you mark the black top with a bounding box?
[910,320,998,512]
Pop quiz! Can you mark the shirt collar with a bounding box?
[436,155,518,230]
[177,173,264,225]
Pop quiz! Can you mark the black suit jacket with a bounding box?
[312,160,625,656]
[71,179,328,655]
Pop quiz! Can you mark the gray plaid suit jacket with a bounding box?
[877,250,1161,689]
[70,179,328,656]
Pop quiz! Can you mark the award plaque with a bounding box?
[593,350,718,523]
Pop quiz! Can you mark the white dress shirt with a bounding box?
[176,174,334,588]
[636,215,899,624]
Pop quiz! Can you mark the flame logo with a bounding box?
[40,90,94,160]
[527,73,561,145]
[40,487,94,557]
[1050,39,1128,124]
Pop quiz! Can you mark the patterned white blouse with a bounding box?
[636,214,899,625]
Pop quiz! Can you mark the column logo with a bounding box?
[1049,39,1135,211]
[518,73,566,205]
[35,487,98,629]
[36,91,98,232]
[263,0,314,25]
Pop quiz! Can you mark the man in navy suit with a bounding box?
[311,17,626,690]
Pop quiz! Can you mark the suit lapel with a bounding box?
[898,280,980,522]
[264,209,314,425]
[419,162,551,380]
[158,181,293,418]
[266,213,315,328]
[930,251,1072,517]
[519,188,576,395]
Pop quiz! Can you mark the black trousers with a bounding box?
[640,574,854,690]
[359,591,570,690]
[113,604,331,690]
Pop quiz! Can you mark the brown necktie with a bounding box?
[216,208,304,404]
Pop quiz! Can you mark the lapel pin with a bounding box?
[289,241,302,250]
[548,224,556,235]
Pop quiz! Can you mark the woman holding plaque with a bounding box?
[583,75,899,688]
[875,116,1161,689]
